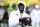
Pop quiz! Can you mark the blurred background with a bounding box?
[0,0,40,27]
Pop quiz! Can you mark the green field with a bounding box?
[0,23,9,27]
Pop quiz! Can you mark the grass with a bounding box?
[0,23,9,27]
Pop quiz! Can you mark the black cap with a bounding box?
[18,3,24,7]
[12,3,16,7]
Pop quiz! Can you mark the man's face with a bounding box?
[13,7,15,8]
[19,5,24,13]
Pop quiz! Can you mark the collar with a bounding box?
[16,9,25,14]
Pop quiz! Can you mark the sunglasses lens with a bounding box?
[18,5,24,7]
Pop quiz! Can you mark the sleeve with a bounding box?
[29,11,34,21]
[29,10,35,26]
[25,13,30,17]
[8,12,15,27]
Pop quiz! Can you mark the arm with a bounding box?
[19,17,32,27]
[8,12,16,27]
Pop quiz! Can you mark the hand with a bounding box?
[22,17,31,26]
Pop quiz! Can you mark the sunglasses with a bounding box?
[18,5,24,7]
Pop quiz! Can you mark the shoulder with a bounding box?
[11,11,17,14]
[24,12,30,17]
[10,11,17,16]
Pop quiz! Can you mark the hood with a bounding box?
[17,1,26,12]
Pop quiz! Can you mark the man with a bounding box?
[9,1,31,27]
[0,12,2,27]
[8,3,17,16]
[30,5,40,27]
[0,8,5,27]
[8,3,17,12]
[2,5,9,27]
[3,7,9,23]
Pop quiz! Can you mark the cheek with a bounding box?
[19,7,24,10]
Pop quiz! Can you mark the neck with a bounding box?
[20,11,23,13]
